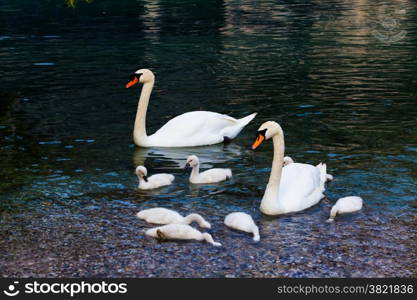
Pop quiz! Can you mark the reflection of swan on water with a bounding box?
[188,182,228,198]
[132,143,246,169]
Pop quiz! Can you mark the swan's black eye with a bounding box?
[256,129,267,138]
[129,73,143,81]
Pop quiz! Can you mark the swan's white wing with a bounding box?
[146,111,252,147]
[278,163,323,213]
[153,111,235,138]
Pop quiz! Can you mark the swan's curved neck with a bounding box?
[191,164,200,179]
[260,134,285,215]
[184,214,203,226]
[137,175,147,186]
[133,80,154,146]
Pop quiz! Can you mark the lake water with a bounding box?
[0,0,416,277]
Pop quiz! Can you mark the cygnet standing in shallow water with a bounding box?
[145,224,221,247]
[135,166,174,190]
[224,212,260,242]
[185,155,232,184]
[326,196,363,222]
[137,207,211,228]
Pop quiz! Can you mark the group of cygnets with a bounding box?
[135,155,232,189]
[135,155,258,246]
[134,154,362,247]
[126,68,363,247]
[137,208,259,247]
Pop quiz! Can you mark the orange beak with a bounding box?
[252,134,265,150]
[125,76,139,88]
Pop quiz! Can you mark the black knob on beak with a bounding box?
[184,163,191,173]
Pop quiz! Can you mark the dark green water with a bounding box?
[0,0,416,277]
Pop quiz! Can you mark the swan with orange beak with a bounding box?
[126,69,257,147]
[251,121,328,215]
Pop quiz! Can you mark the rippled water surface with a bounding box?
[0,0,416,277]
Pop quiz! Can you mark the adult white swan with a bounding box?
[252,121,327,215]
[126,69,257,147]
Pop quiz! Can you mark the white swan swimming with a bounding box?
[252,121,327,215]
[126,69,257,147]
[137,207,211,228]
[284,156,333,181]
[145,224,222,247]
[224,212,260,242]
[185,155,232,184]
[326,196,363,222]
[135,166,174,190]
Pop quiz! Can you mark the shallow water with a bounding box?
[0,0,416,277]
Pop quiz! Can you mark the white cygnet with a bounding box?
[137,207,211,228]
[135,166,175,190]
[224,212,260,242]
[283,156,294,166]
[185,155,232,184]
[145,224,221,247]
[326,196,363,222]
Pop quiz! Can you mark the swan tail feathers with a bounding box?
[316,162,327,191]
[238,112,257,126]
[222,112,257,139]
[136,211,146,219]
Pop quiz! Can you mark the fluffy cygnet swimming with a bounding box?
[135,166,174,190]
[185,155,232,184]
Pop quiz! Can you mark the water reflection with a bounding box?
[132,143,246,168]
